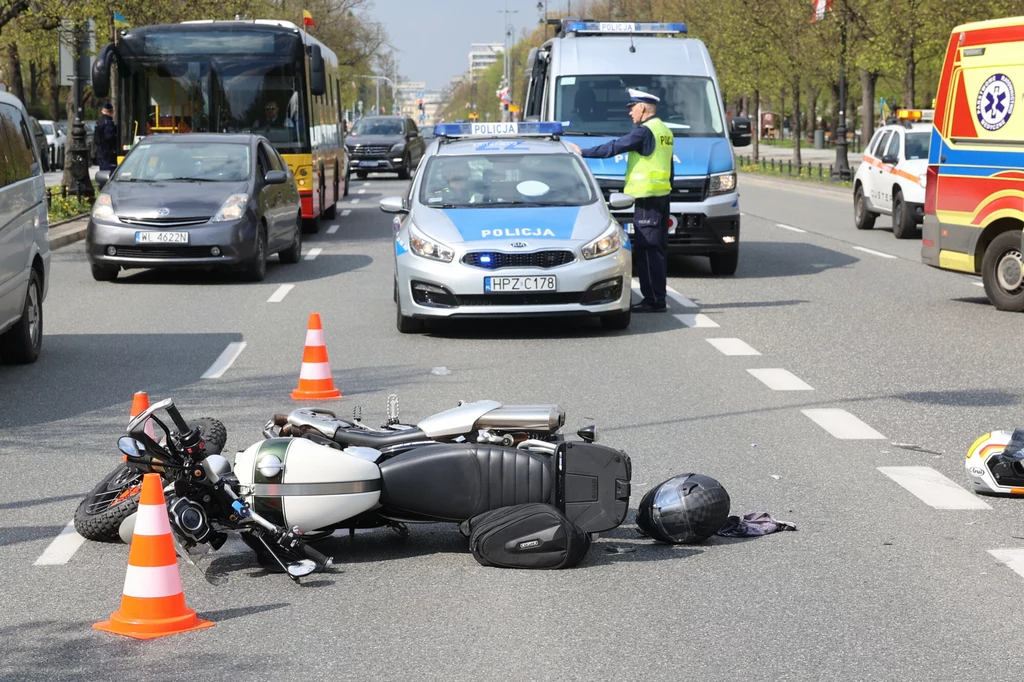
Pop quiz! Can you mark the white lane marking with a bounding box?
[34,521,86,565]
[972,281,984,287]
[358,189,366,194]
[362,182,371,187]
[878,466,992,509]
[666,285,698,309]
[989,549,1024,579]
[775,223,806,233]
[350,198,361,204]
[706,338,760,356]
[267,284,294,303]
[853,246,897,259]
[747,368,813,391]
[201,341,247,379]
[341,209,352,217]
[739,212,746,217]
[675,313,719,328]
[327,224,339,234]
[802,408,885,439]
[305,247,323,261]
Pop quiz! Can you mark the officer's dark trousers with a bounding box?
[632,195,671,307]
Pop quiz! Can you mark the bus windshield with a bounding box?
[555,75,726,138]
[118,34,309,152]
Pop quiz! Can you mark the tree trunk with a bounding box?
[792,77,801,166]
[48,59,59,120]
[903,37,915,108]
[7,43,25,104]
[742,94,749,118]
[860,69,878,147]
[807,84,819,133]
[752,89,760,161]
[28,60,37,106]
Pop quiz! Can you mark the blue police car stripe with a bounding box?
[396,239,408,255]
[441,207,580,241]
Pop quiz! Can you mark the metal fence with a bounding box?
[45,186,93,208]
[736,154,855,182]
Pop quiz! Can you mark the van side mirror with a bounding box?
[729,116,752,148]
[309,45,326,96]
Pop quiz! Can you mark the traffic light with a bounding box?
[418,99,424,112]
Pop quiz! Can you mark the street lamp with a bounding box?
[358,74,397,116]
[832,7,851,181]
[69,24,94,200]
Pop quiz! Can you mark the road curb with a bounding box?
[47,218,89,250]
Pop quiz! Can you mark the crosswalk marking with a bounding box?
[267,284,294,303]
[665,286,698,309]
[802,408,885,439]
[706,338,760,356]
[747,368,813,390]
[988,549,1024,579]
[34,522,85,565]
[878,466,991,509]
[675,313,719,328]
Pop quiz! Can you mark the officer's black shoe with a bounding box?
[631,302,667,313]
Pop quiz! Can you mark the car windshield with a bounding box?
[112,142,250,182]
[352,119,403,136]
[420,152,595,208]
[555,75,726,137]
[40,122,54,135]
[905,132,930,160]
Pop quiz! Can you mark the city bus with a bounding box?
[91,19,347,233]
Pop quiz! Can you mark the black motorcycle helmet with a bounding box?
[636,474,730,544]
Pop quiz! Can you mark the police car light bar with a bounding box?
[565,21,687,35]
[433,122,564,138]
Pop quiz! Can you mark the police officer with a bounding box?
[568,89,673,312]
[95,102,118,172]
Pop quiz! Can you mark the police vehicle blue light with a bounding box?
[479,254,492,265]
[565,21,687,35]
[432,121,564,138]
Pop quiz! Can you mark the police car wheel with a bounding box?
[396,299,425,334]
[891,192,917,240]
[600,310,631,330]
[982,231,1024,312]
[854,185,876,230]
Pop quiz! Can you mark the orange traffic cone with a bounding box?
[291,313,342,400]
[94,473,214,640]
[129,391,156,441]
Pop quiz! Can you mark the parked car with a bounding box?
[344,115,426,181]
[37,119,66,169]
[27,116,49,172]
[419,124,435,140]
[86,133,303,282]
[0,92,50,363]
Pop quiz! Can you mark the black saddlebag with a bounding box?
[461,503,591,569]
[556,441,631,534]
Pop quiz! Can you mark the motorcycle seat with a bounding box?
[332,427,430,448]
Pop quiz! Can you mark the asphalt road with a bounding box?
[3,172,1024,681]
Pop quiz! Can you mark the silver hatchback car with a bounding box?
[0,92,50,363]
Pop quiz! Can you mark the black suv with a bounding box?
[345,116,426,181]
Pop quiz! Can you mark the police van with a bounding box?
[523,20,751,275]
[922,16,1024,311]
[853,109,933,239]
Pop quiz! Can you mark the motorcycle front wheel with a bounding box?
[73,418,227,542]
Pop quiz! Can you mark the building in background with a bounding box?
[397,80,444,125]
[469,43,504,81]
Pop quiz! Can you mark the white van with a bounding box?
[0,92,50,363]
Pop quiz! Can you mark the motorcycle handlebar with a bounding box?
[301,542,332,568]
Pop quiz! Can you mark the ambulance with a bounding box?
[922,17,1024,311]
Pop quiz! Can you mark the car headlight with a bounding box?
[708,171,737,196]
[92,193,115,220]
[582,221,622,260]
[918,173,927,188]
[409,223,454,262]
[391,142,406,153]
[211,194,249,222]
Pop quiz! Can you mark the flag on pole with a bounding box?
[302,10,316,28]
[113,12,130,28]
[810,0,833,22]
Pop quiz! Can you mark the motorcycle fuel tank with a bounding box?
[235,438,382,532]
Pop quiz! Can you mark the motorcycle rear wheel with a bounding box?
[73,418,227,542]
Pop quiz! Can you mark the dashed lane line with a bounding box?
[358,189,366,194]
[267,284,294,303]
[201,341,247,380]
[972,281,984,287]
[747,368,813,390]
[350,198,361,204]
[305,247,323,261]
[666,285,698,309]
[853,246,898,259]
[675,313,719,328]
[34,522,86,565]
[706,338,760,356]
[327,224,339,234]
[775,223,807,233]
[878,466,992,510]
[988,549,1024,579]
[341,209,352,217]
[802,408,885,439]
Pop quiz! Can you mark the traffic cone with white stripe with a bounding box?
[129,391,156,442]
[291,313,342,400]
[94,473,214,640]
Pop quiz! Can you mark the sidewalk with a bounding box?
[48,216,89,250]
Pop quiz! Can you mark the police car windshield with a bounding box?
[556,75,725,137]
[905,132,930,161]
[420,153,596,208]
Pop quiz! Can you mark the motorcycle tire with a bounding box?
[73,418,227,542]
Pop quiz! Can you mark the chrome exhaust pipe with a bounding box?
[474,405,564,432]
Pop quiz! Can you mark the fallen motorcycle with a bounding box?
[113,397,631,579]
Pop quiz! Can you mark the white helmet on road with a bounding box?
[965,430,1024,495]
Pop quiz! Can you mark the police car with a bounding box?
[378,121,633,333]
[853,109,933,239]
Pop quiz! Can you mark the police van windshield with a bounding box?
[905,132,930,160]
[556,75,725,137]
[420,153,596,208]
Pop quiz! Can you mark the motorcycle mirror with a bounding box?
[118,437,146,460]
[577,424,598,443]
[287,559,317,578]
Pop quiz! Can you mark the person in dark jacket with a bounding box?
[95,102,118,171]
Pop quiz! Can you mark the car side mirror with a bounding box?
[881,154,898,165]
[608,192,635,210]
[95,170,111,187]
[729,116,752,148]
[379,196,408,214]
[265,170,287,185]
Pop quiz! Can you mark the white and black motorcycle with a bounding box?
[104,397,632,579]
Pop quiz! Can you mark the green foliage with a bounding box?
[47,194,92,222]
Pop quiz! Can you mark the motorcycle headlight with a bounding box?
[92,193,115,220]
[392,142,406,153]
[918,173,927,188]
[708,171,737,196]
[409,223,454,262]
[211,194,249,222]
[582,221,622,260]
